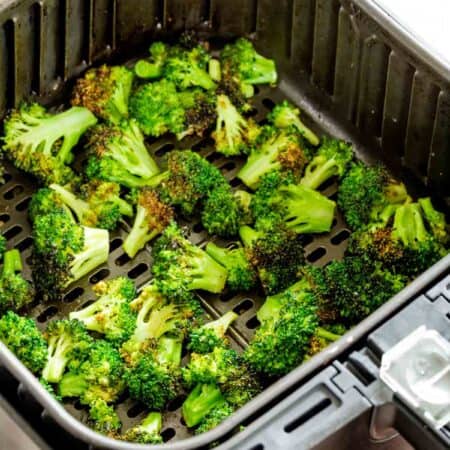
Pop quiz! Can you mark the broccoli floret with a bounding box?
[0,235,6,260]
[164,45,216,91]
[123,189,174,258]
[268,100,319,146]
[182,383,225,428]
[212,94,260,156]
[49,181,133,230]
[221,38,277,94]
[306,326,344,359]
[85,120,160,188]
[59,339,126,404]
[314,255,407,323]
[134,41,169,79]
[69,277,136,344]
[72,65,134,123]
[125,337,182,409]
[237,126,308,189]
[152,223,228,298]
[300,138,353,189]
[251,173,336,234]
[201,184,242,237]
[0,249,34,313]
[418,197,449,245]
[122,412,163,444]
[244,279,319,376]
[217,77,253,113]
[348,202,448,278]
[0,311,47,373]
[121,284,201,363]
[129,80,186,137]
[337,162,410,230]
[42,319,93,383]
[195,401,234,435]
[40,378,62,401]
[28,187,73,223]
[240,224,305,295]
[88,398,121,436]
[206,243,257,292]
[32,211,109,301]
[157,150,228,216]
[188,311,238,354]
[2,103,97,185]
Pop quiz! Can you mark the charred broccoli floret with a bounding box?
[88,398,121,436]
[182,383,225,428]
[0,311,47,373]
[122,412,163,444]
[300,138,353,190]
[206,242,257,292]
[188,311,238,354]
[337,162,410,231]
[49,181,133,230]
[123,189,174,258]
[2,103,97,185]
[85,120,160,188]
[244,279,319,376]
[42,319,93,383]
[28,187,73,222]
[240,223,305,295]
[221,38,277,96]
[69,277,136,344]
[212,94,260,156]
[125,337,183,410]
[0,249,34,313]
[72,65,134,123]
[237,126,308,189]
[32,211,109,301]
[59,339,126,404]
[152,223,228,299]
[268,100,319,146]
[251,171,336,234]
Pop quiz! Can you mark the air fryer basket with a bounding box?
[0,0,449,449]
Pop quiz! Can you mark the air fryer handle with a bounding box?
[223,365,372,450]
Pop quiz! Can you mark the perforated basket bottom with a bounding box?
[0,84,351,443]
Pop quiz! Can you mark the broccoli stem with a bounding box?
[69,296,110,332]
[316,327,342,342]
[394,204,428,246]
[192,67,217,90]
[68,227,109,285]
[123,205,160,258]
[49,184,90,223]
[203,310,238,338]
[139,412,162,435]
[182,383,224,428]
[187,249,228,293]
[134,60,162,79]
[59,372,88,398]
[256,293,282,323]
[156,337,182,366]
[42,335,72,382]
[245,55,277,85]
[300,156,340,190]
[209,59,221,82]
[239,226,260,247]
[2,249,22,276]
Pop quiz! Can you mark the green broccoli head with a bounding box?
[212,94,260,156]
[182,383,225,428]
[240,223,306,295]
[300,138,353,190]
[0,311,47,373]
[72,65,134,123]
[237,126,308,190]
[59,339,126,404]
[123,188,174,258]
[152,223,228,298]
[28,187,73,223]
[88,398,121,436]
[42,319,93,383]
[221,38,277,94]
[244,279,319,376]
[69,277,136,344]
[32,211,109,301]
[206,242,257,292]
[85,120,160,188]
[195,401,234,435]
[337,162,410,230]
[122,412,163,444]
[2,103,96,185]
[268,100,319,146]
[188,311,238,354]
[0,249,34,313]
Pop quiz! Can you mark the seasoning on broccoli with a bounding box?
[122,412,163,444]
